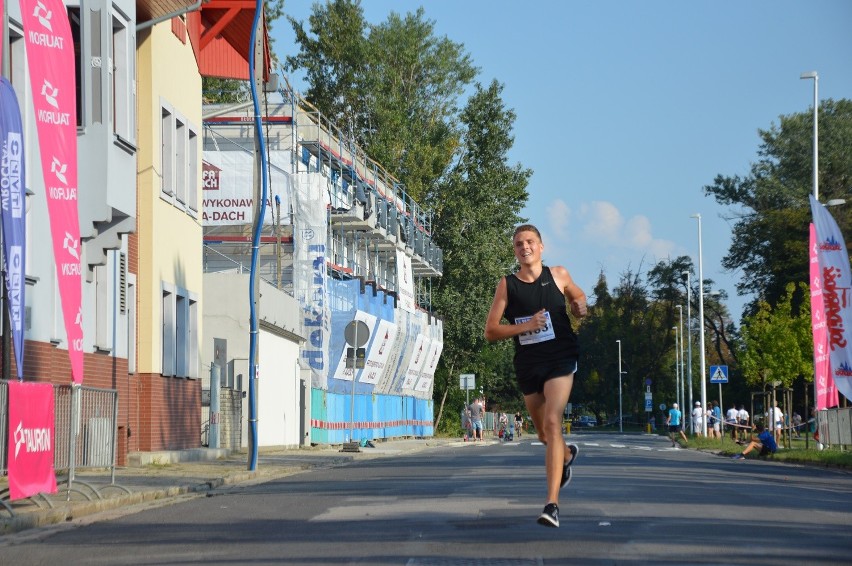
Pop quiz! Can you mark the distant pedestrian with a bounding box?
[726,404,739,441]
[737,405,750,442]
[468,398,485,441]
[692,401,704,436]
[792,412,802,438]
[666,403,688,447]
[514,412,524,437]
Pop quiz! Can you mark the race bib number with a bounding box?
[515,311,556,345]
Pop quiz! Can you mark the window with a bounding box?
[68,7,83,127]
[175,117,186,204]
[161,283,198,378]
[187,130,198,213]
[127,274,136,374]
[162,285,175,376]
[161,107,174,196]
[160,101,199,212]
[111,8,135,145]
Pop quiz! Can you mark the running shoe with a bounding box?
[731,454,744,460]
[561,443,579,488]
[537,503,559,528]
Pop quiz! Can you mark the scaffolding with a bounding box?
[201,79,443,312]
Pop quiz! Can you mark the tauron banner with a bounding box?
[810,224,837,409]
[809,196,852,403]
[8,381,57,500]
[0,78,27,380]
[22,0,84,383]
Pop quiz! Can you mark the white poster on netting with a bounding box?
[415,319,443,394]
[202,150,292,226]
[396,249,416,313]
[293,172,330,388]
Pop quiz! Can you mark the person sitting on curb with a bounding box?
[732,422,777,460]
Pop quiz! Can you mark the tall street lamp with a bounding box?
[676,304,685,413]
[616,339,623,433]
[691,213,708,437]
[672,325,680,414]
[801,70,819,424]
[681,270,694,432]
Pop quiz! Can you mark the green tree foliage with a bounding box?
[740,283,813,390]
[577,266,681,426]
[704,99,852,313]
[284,1,477,200]
[430,81,531,430]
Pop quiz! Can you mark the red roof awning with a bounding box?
[187,0,271,81]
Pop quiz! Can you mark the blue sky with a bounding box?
[273,0,852,323]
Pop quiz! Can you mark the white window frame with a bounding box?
[161,283,175,376]
[161,282,199,378]
[175,117,187,205]
[160,100,199,214]
[161,105,174,197]
[111,6,135,147]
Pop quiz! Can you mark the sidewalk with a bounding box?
[0,437,467,535]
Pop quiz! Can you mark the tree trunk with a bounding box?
[434,360,456,431]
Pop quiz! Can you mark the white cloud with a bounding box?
[546,199,571,240]
[545,199,678,262]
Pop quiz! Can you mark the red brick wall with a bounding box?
[4,339,200,460]
[10,340,140,465]
[137,373,201,451]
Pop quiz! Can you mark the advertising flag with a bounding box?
[21,0,84,383]
[809,196,852,403]
[0,78,27,379]
[7,381,57,500]
[810,224,838,409]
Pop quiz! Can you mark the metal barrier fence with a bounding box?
[0,380,119,483]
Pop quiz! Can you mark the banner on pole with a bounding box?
[810,223,838,409]
[22,0,84,383]
[7,381,57,500]
[810,196,852,403]
[0,77,27,379]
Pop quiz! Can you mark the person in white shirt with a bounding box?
[692,401,704,436]
[737,405,750,442]
[772,402,784,444]
[726,405,739,441]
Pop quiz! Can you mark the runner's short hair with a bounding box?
[513,224,542,241]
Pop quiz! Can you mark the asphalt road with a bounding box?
[2,432,851,565]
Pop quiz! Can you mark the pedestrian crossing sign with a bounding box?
[709,365,728,383]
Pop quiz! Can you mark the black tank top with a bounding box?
[504,266,578,367]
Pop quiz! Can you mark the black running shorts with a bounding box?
[516,359,577,396]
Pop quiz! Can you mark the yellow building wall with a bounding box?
[136,22,203,375]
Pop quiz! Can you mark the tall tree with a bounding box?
[430,81,531,430]
[284,2,477,200]
[740,283,812,390]
[362,9,477,199]
[704,99,852,313]
[283,0,369,130]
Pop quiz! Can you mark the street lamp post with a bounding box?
[801,70,819,426]
[800,71,818,201]
[616,339,623,433]
[672,325,679,415]
[682,270,694,433]
[691,213,708,437]
[676,304,685,413]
